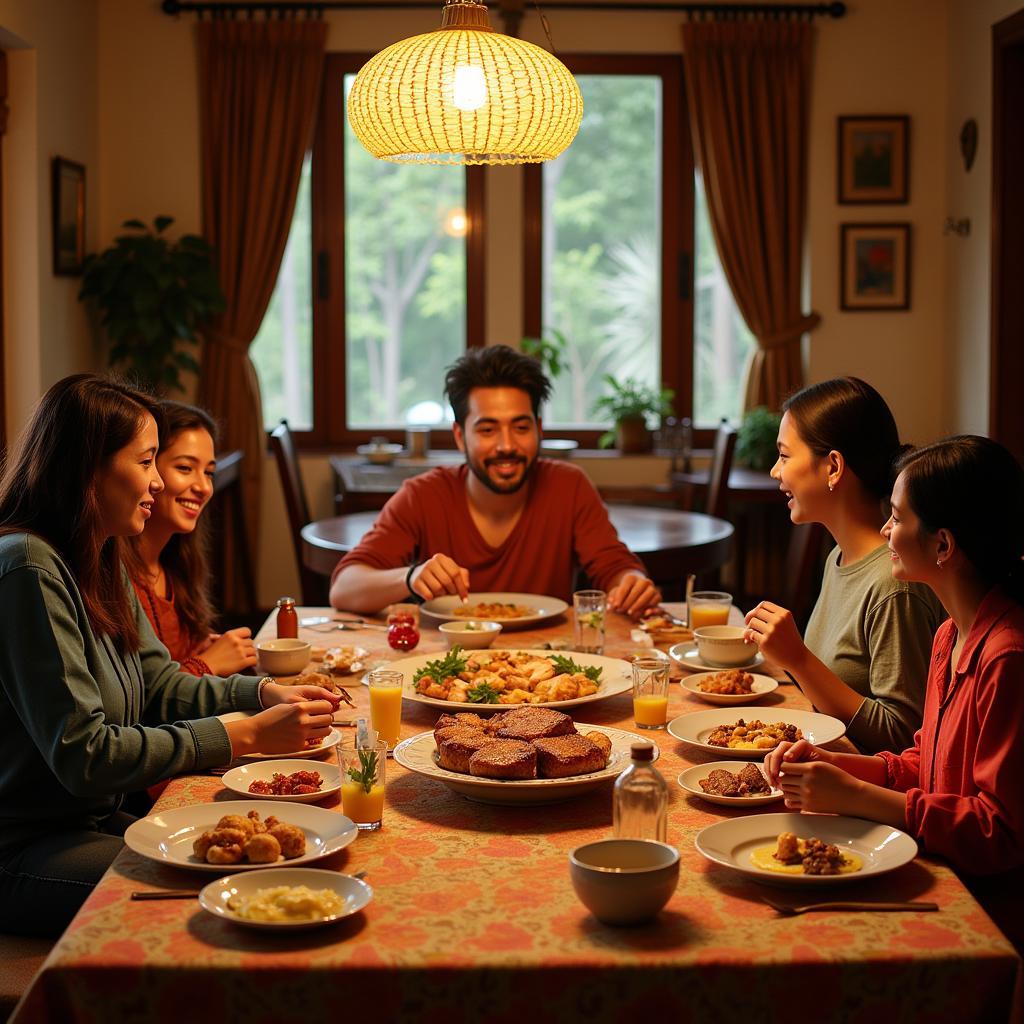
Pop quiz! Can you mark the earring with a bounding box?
[828,482,834,492]
[936,559,943,568]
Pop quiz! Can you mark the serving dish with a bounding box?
[220,759,342,804]
[393,723,657,805]
[666,707,845,760]
[419,592,568,629]
[679,672,779,706]
[694,812,918,887]
[123,800,358,873]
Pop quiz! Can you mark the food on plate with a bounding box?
[227,884,346,922]
[320,646,366,674]
[432,708,612,781]
[749,831,863,876]
[452,602,534,620]
[706,718,803,751]
[698,763,772,797]
[413,648,602,705]
[697,669,755,696]
[192,810,306,865]
[638,612,693,644]
[248,769,323,796]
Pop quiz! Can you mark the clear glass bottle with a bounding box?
[613,741,668,842]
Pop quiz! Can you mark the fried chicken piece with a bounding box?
[216,814,254,837]
[206,843,244,865]
[268,823,306,859]
[247,810,267,833]
[699,769,742,796]
[737,763,771,795]
[584,731,612,761]
[193,831,216,860]
[244,832,282,864]
[773,831,804,865]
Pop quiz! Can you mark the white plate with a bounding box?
[218,714,342,760]
[221,760,342,804]
[669,641,765,673]
[123,800,358,873]
[420,592,569,629]
[199,867,372,929]
[393,723,657,805]
[680,672,780,706]
[667,707,846,760]
[677,761,784,807]
[362,649,632,714]
[695,812,918,887]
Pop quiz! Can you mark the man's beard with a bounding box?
[465,450,537,495]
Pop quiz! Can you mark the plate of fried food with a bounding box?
[375,647,632,712]
[695,812,918,886]
[220,760,342,804]
[123,802,358,873]
[667,707,845,760]
[677,761,783,807]
[680,670,779,706]
[419,592,568,629]
[637,610,693,646]
[217,714,342,761]
[199,867,373,930]
[394,707,657,805]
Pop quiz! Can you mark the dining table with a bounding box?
[11,606,1021,1023]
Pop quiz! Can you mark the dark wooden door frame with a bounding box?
[990,8,1024,462]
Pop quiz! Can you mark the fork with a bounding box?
[308,621,387,633]
[762,896,938,915]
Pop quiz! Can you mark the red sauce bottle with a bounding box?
[276,597,298,639]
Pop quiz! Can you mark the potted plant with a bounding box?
[592,375,675,453]
[735,406,783,471]
[79,216,226,394]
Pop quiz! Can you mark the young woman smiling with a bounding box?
[124,401,256,677]
[0,375,339,937]
[744,378,944,753]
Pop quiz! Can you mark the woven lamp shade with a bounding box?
[347,0,583,166]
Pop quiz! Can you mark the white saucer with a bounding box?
[669,641,765,673]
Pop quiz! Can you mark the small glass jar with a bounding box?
[275,597,298,639]
[386,603,420,651]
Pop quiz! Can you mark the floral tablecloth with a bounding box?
[13,607,1021,1023]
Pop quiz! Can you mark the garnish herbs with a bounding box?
[466,681,502,704]
[347,747,379,795]
[550,654,603,683]
[412,646,468,686]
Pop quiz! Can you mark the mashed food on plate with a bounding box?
[750,832,862,875]
[227,884,345,922]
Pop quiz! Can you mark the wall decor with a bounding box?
[959,118,978,172]
[837,115,909,204]
[840,222,911,311]
[52,157,86,276]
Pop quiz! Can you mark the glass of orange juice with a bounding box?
[687,591,732,630]
[632,658,670,730]
[338,738,387,830]
[367,668,404,753]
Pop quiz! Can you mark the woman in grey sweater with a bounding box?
[743,377,945,753]
[0,374,339,937]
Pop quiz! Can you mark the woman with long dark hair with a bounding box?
[124,401,256,676]
[0,374,339,937]
[764,435,1024,944]
[744,378,944,753]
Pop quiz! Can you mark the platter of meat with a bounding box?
[221,760,341,804]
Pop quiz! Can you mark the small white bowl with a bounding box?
[437,620,503,650]
[257,638,312,676]
[569,839,679,926]
[693,625,758,667]
[356,442,403,465]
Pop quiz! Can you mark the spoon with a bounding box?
[762,896,938,916]
[131,870,369,901]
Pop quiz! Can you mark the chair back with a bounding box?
[269,420,324,605]
[784,521,828,630]
[705,424,738,520]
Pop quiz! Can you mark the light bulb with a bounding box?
[452,65,487,111]
[443,207,469,237]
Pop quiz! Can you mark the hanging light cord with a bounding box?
[531,1,558,51]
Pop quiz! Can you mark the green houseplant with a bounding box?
[79,216,226,394]
[592,375,675,453]
[735,406,783,471]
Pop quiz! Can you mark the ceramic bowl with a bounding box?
[693,625,758,667]
[568,839,679,926]
[257,638,312,676]
[356,442,403,465]
[437,620,503,650]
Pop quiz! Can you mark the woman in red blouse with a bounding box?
[124,402,256,677]
[764,435,1024,942]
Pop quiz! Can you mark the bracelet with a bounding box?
[404,561,420,597]
[257,676,276,709]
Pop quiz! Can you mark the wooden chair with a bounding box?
[784,521,828,630]
[268,420,329,605]
[704,423,738,521]
[207,448,257,617]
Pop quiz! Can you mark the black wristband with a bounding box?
[404,561,421,597]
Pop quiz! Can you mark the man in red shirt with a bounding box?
[329,346,661,615]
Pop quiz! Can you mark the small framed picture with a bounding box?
[837,115,909,204]
[51,157,86,276]
[840,223,911,312]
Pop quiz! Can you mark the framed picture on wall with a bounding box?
[52,157,86,276]
[837,115,909,204]
[840,222,911,311]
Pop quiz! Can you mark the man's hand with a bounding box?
[608,572,661,617]
[410,554,470,602]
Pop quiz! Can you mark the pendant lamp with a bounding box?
[347,0,583,166]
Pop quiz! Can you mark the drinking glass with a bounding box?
[687,591,732,630]
[367,668,404,752]
[632,658,670,730]
[573,589,606,655]
[338,738,388,830]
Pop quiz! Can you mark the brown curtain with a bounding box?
[681,19,820,412]
[197,18,326,611]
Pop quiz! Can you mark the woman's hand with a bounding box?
[261,682,342,708]
[411,554,470,602]
[775,759,865,816]
[200,627,257,676]
[743,601,806,669]
[227,700,337,758]
[763,738,833,787]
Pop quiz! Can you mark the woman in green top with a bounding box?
[0,374,339,937]
[743,377,944,753]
